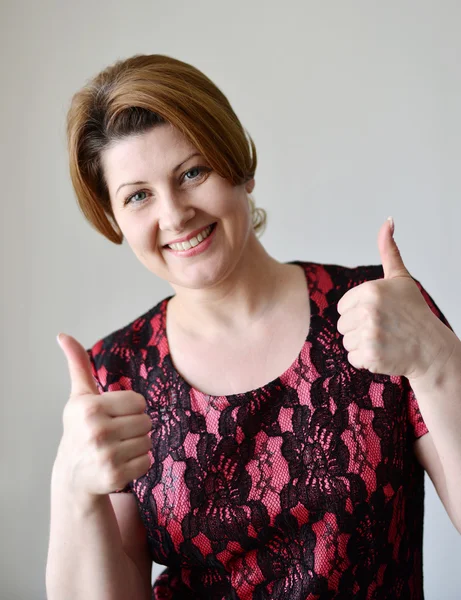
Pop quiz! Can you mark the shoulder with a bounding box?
[86,297,170,387]
[296,260,384,297]
[316,261,384,285]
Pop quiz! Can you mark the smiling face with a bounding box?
[101,123,256,291]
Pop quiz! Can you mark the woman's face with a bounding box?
[101,123,255,290]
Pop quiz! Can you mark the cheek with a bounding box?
[216,192,251,225]
[122,222,158,257]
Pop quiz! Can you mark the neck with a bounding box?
[167,234,288,338]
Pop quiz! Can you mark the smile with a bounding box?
[166,223,216,251]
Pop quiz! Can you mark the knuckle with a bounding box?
[62,402,74,424]
[364,324,379,340]
[82,401,103,421]
[365,283,380,301]
[63,395,85,419]
[142,456,151,471]
[364,347,378,363]
[106,470,123,491]
[100,446,118,467]
[92,427,111,448]
[135,392,147,406]
[127,392,145,412]
[363,303,379,320]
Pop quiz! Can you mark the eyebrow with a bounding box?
[115,151,202,197]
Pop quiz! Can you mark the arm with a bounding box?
[109,492,153,597]
[409,322,461,534]
[46,461,151,600]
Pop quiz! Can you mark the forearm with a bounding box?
[409,323,461,529]
[46,468,148,600]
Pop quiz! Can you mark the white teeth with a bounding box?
[168,225,213,251]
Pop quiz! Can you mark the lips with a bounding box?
[163,222,217,248]
[164,222,217,257]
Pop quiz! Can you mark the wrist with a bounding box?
[51,459,106,517]
[409,318,458,384]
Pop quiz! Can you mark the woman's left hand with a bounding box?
[336,218,446,380]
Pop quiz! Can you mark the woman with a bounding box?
[46,54,461,599]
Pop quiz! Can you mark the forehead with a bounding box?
[102,123,198,184]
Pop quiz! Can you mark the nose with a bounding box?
[158,192,195,233]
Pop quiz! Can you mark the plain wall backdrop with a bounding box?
[1,1,460,598]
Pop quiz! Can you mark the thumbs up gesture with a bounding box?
[54,333,152,496]
[337,218,447,381]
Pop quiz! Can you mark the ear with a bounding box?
[245,178,255,194]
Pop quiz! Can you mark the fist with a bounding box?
[54,333,152,496]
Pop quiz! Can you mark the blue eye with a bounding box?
[125,190,148,205]
[184,166,203,180]
[124,165,211,206]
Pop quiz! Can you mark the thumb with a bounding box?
[378,216,412,279]
[57,333,100,397]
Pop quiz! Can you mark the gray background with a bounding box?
[1,1,460,598]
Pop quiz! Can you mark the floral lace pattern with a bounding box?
[87,261,453,599]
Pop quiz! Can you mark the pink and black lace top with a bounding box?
[87,261,454,599]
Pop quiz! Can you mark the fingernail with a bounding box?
[56,333,63,348]
[387,216,394,236]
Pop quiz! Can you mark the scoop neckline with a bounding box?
[160,260,317,400]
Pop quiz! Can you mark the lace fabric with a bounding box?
[87,261,453,599]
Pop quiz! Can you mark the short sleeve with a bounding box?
[111,482,132,493]
[86,346,133,494]
[406,278,456,440]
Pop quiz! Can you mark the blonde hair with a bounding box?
[66,53,267,244]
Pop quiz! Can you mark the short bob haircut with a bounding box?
[66,53,266,245]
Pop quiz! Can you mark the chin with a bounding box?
[169,256,233,290]
[176,268,225,290]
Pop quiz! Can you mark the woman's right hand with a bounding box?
[53,333,152,497]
